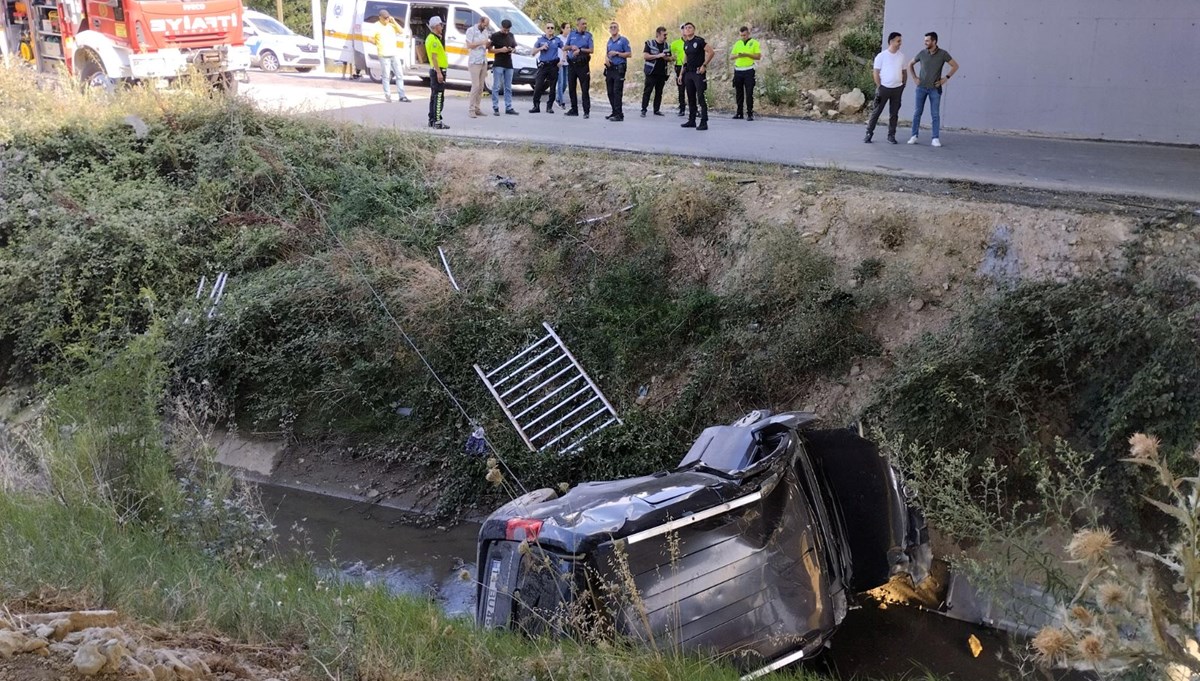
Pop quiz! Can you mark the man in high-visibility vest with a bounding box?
[374,10,410,103]
[730,26,761,121]
[670,25,686,116]
[426,16,449,129]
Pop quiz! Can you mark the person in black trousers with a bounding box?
[865,31,907,143]
[603,21,632,121]
[679,22,714,131]
[640,26,671,116]
[564,18,594,118]
[529,22,563,113]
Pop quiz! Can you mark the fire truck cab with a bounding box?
[2,0,250,90]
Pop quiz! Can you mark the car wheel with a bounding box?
[295,67,313,73]
[259,50,280,72]
[211,72,239,96]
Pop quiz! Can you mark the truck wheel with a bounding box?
[295,67,314,73]
[212,72,239,96]
[77,54,114,93]
[259,50,280,72]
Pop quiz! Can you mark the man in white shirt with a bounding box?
[464,15,492,117]
[864,31,906,144]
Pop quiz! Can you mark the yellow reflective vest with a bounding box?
[731,38,760,69]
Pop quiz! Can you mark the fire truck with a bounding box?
[2,0,250,91]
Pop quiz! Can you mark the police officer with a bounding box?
[670,25,686,116]
[640,26,671,117]
[529,21,563,113]
[730,26,761,120]
[426,16,449,129]
[679,22,714,131]
[564,17,594,118]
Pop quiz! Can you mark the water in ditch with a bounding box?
[260,484,1070,680]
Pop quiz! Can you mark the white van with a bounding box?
[244,10,323,73]
[323,0,543,86]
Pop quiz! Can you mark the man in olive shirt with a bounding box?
[729,26,760,121]
[906,31,958,147]
[426,16,449,129]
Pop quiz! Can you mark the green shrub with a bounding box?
[872,273,1200,534]
[761,71,799,107]
[818,45,875,95]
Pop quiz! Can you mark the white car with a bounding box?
[244,10,322,73]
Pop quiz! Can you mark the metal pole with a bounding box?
[275,0,284,22]
[310,0,324,68]
[437,247,461,291]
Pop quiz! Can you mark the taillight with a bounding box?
[505,518,543,542]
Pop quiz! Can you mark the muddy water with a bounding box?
[259,484,1068,681]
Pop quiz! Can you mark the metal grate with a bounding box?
[475,322,621,455]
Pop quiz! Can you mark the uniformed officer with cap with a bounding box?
[679,22,714,131]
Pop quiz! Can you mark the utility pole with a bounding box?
[275,0,283,21]
[311,0,324,68]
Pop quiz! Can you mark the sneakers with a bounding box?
[907,135,918,144]
[493,109,500,116]
[747,113,754,121]
[696,121,708,131]
[887,135,897,144]
[429,121,450,129]
[732,113,744,120]
[505,109,519,116]
[384,94,392,102]
[681,120,696,128]
[399,96,411,103]
[864,133,873,143]
[931,138,942,147]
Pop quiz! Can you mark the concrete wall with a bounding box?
[880,0,1200,144]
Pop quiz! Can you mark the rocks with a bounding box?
[838,88,866,115]
[0,630,26,658]
[73,642,107,675]
[825,109,839,119]
[908,297,926,311]
[365,488,381,499]
[806,88,835,108]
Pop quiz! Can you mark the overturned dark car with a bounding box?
[475,411,931,675]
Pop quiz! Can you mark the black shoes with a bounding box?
[429,121,449,129]
[681,120,696,128]
[747,113,754,121]
[653,111,664,116]
[529,107,540,113]
[677,109,685,117]
[732,113,744,120]
[505,109,519,115]
[887,135,897,144]
[864,133,873,143]
[640,110,647,117]
[564,110,579,116]
[493,110,500,116]
[697,121,708,131]
[583,112,590,119]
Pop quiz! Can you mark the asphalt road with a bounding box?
[243,70,1200,202]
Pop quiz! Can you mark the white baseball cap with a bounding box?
[429,15,443,27]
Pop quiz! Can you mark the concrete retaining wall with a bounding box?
[880,0,1200,143]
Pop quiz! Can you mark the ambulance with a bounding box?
[323,0,543,86]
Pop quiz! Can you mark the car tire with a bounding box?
[211,71,239,96]
[295,67,314,73]
[259,50,280,72]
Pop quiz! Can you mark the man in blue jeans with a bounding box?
[490,19,519,115]
[906,31,958,147]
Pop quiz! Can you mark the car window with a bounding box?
[480,7,538,35]
[364,0,408,25]
[247,15,294,35]
[453,8,477,34]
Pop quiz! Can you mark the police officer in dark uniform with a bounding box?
[679,22,715,131]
